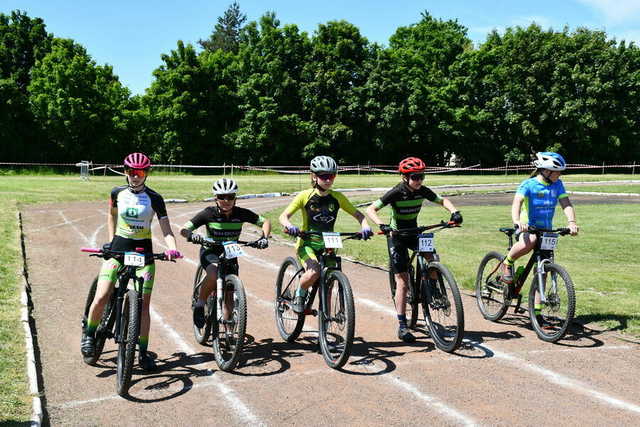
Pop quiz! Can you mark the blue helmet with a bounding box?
[534,152,566,171]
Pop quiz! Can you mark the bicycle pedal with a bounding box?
[515,307,526,314]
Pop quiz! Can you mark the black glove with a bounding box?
[189,233,204,244]
[101,242,112,252]
[379,224,392,235]
[254,236,269,249]
[450,211,463,225]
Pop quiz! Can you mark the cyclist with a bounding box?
[180,178,271,328]
[81,152,182,371]
[366,156,462,343]
[501,152,579,321]
[279,155,373,313]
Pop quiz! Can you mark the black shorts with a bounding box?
[386,234,418,274]
[199,247,238,275]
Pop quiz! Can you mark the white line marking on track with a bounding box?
[58,210,90,244]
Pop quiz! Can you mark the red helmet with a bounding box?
[398,157,426,174]
[124,152,151,169]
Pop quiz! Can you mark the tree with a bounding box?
[29,38,131,161]
[199,1,247,53]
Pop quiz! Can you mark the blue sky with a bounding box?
[4,0,640,95]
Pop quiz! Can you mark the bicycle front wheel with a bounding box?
[192,265,212,346]
[528,263,575,343]
[422,262,464,353]
[275,257,305,342]
[116,289,139,396]
[318,271,355,369]
[82,276,115,365]
[212,275,247,372]
[476,251,511,322]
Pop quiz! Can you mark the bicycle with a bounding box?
[81,247,173,396]
[274,231,364,369]
[190,236,264,371]
[475,226,575,343]
[381,221,465,353]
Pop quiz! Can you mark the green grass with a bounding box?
[263,200,640,336]
[570,185,640,194]
[0,172,637,422]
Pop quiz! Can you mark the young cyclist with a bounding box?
[180,178,271,328]
[366,157,462,343]
[279,155,373,313]
[501,152,579,322]
[81,153,182,371]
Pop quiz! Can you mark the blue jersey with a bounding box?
[516,177,568,229]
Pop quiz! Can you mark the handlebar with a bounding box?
[376,220,460,236]
[190,236,265,248]
[80,247,177,261]
[283,229,367,240]
[499,226,570,236]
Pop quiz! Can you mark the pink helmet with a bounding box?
[124,152,151,169]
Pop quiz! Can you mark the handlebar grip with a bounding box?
[81,248,101,253]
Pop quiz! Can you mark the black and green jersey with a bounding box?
[183,206,265,242]
[373,182,443,230]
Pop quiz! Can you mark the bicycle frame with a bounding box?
[112,265,144,344]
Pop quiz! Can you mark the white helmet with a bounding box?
[212,178,238,195]
[533,152,567,171]
[310,156,338,174]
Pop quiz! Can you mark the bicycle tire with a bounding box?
[274,257,305,342]
[82,276,115,365]
[192,265,212,346]
[116,289,139,396]
[318,270,355,369]
[475,251,511,322]
[389,263,418,329]
[422,262,464,353]
[528,262,575,343]
[212,275,247,371]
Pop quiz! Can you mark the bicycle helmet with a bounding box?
[212,178,238,195]
[398,157,426,174]
[310,156,338,174]
[124,152,151,169]
[533,152,566,171]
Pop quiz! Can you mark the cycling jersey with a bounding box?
[110,185,167,240]
[284,188,358,259]
[183,206,265,243]
[372,182,443,230]
[516,177,568,229]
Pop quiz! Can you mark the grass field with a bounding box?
[0,171,637,422]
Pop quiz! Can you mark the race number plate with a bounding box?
[322,232,343,249]
[418,233,435,252]
[223,242,245,259]
[124,252,145,267]
[540,233,558,250]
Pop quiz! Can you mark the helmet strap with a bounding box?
[539,169,553,184]
[126,176,146,192]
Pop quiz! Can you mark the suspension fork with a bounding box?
[535,253,553,304]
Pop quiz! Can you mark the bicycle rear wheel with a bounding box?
[212,275,247,371]
[116,289,139,396]
[275,257,305,342]
[528,263,575,343]
[82,276,115,365]
[476,251,511,321]
[422,262,464,353]
[318,271,355,369]
[192,265,212,346]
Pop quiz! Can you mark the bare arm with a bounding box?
[441,197,458,214]
[350,209,369,229]
[159,216,178,251]
[366,204,384,227]
[107,206,117,241]
[559,197,579,235]
[511,194,527,231]
[261,218,272,238]
[279,210,294,229]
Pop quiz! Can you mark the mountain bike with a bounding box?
[381,221,465,353]
[81,247,173,396]
[190,236,264,371]
[475,226,575,343]
[274,231,365,369]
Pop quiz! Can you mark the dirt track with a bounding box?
[22,192,640,426]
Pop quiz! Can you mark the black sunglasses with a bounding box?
[409,173,425,181]
[217,194,236,201]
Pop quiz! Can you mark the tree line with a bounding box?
[1,5,639,167]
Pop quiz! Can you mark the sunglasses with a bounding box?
[217,194,236,201]
[125,169,148,178]
[317,174,336,181]
[409,173,425,181]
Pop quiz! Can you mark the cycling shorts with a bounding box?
[98,257,156,295]
[199,247,238,275]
